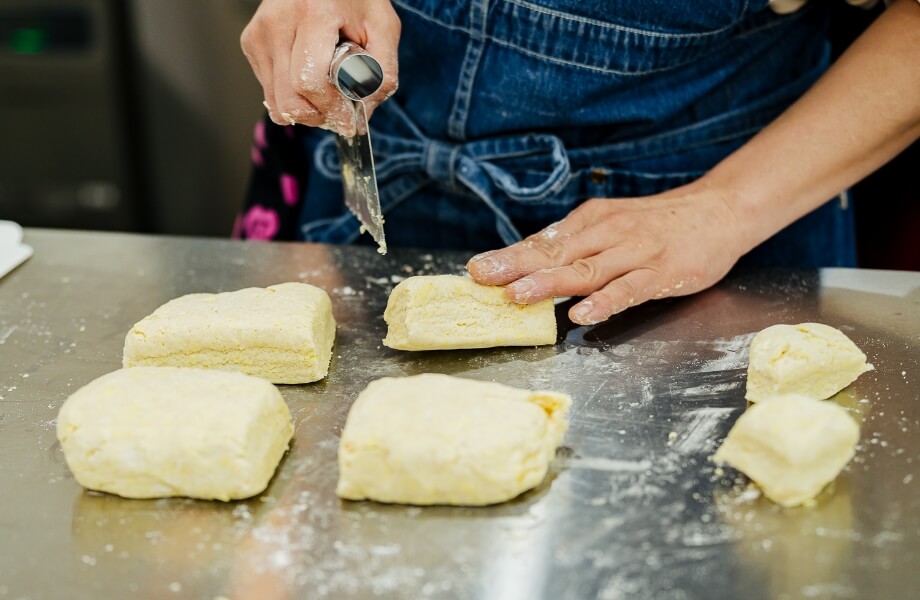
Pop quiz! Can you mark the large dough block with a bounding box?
[383,275,556,350]
[123,282,336,384]
[57,367,293,501]
[713,394,859,507]
[337,374,571,506]
[746,323,872,403]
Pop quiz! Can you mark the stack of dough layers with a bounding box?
[383,275,556,350]
[337,374,571,506]
[713,394,859,507]
[123,282,336,384]
[746,323,872,403]
[56,367,293,501]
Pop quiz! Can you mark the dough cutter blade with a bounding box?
[330,41,387,255]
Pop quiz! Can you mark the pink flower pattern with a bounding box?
[241,116,306,243]
[250,145,264,167]
[243,205,279,241]
[253,120,268,149]
[280,174,299,206]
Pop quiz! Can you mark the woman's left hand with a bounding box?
[468,0,920,324]
[466,183,751,325]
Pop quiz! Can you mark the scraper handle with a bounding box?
[330,41,384,102]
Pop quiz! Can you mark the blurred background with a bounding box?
[0,0,916,268]
[0,0,261,238]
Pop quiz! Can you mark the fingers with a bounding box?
[290,24,357,135]
[272,35,319,127]
[467,199,630,286]
[270,25,321,127]
[569,268,662,325]
[242,4,307,127]
[469,189,747,325]
[353,5,401,118]
[241,0,401,134]
[467,220,592,286]
[504,247,646,303]
[241,20,283,125]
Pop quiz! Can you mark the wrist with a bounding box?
[677,175,766,259]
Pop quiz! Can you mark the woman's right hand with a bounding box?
[241,0,400,135]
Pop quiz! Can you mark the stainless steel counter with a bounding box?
[1,229,918,600]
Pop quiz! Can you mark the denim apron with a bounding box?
[268,0,855,267]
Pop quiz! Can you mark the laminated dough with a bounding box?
[746,323,872,403]
[56,367,293,501]
[123,282,336,384]
[383,275,556,350]
[337,374,571,505]
[713,394,859,507]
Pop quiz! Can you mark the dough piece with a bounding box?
[713,394,859,507]
[383,275,556,350]
[746,323,872,403]
[56,367,293,501]
[337,374,571,505]
[123,282,336,384]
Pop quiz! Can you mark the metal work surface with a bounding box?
[1,230,919,600]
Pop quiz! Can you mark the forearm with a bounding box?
[698,0,920,254]
[468,1,920,323]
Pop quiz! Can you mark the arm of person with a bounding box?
[467,0,920,325]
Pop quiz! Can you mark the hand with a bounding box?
[470,0,920,323]
[241,0,400,134]
[466,184,751,325]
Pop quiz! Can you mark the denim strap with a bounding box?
[315,101,573,245]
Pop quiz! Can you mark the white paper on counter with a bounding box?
[0,221,34,280]
[821,267,920,298]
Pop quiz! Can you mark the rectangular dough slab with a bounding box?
[123,282,336,384]
[57,367,293,501]
[337,373,571,506]
[713,393,859,507]
[746,323,872,403]
[383,275,556,350]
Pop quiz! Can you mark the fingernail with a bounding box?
[571,301,601,325]
[262,100,271,111]
[470,257,501,276]
[467,250,496,267]
[508,277,536,301]
[280,112,296,126]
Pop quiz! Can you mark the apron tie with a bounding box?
[315,101,572,245]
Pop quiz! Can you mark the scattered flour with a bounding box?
[696,333,756,373]
[672,408,735,455]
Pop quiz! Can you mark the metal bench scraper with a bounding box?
[330,41,387,254]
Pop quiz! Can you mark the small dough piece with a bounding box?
[57,367,293,501]
[746,323,872,403]
[713,394,859,507]
[123,282,336,384]
[383,275,556,350]
[337,374,571,505]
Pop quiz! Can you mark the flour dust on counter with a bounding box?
[4,231,920,600]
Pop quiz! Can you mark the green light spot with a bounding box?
[11,28,47,55]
